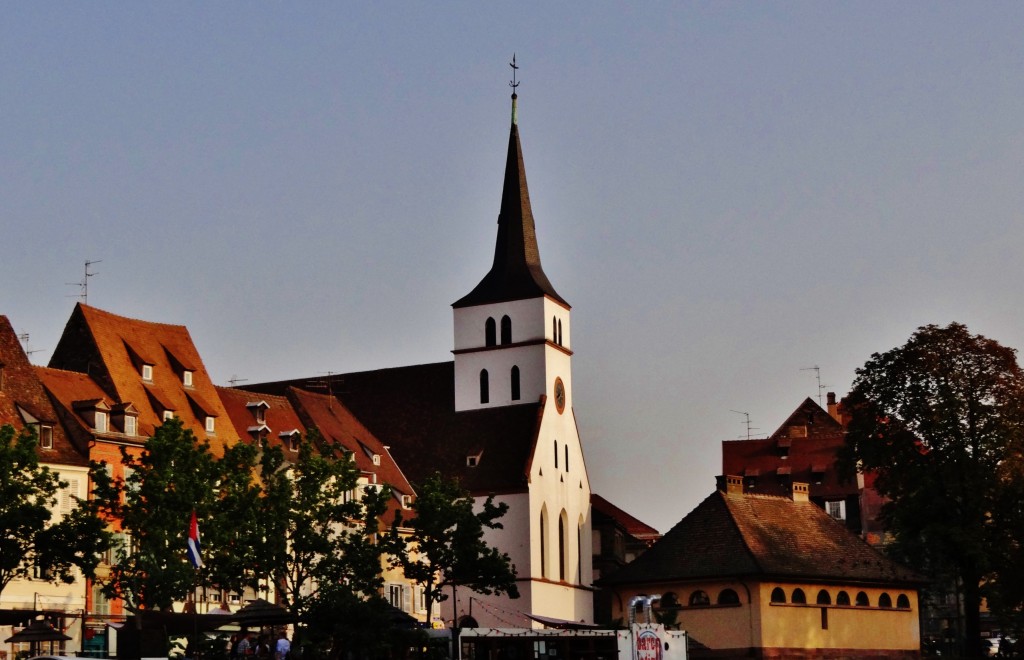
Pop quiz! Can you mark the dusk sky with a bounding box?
[4,3,1024,532]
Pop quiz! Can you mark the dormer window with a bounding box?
[39,425,53,449]
[280,430,301,452]
[183,370,193,387]
[124,415,137,436]
[205,416,216,434]
[246,401,269,425]
[249,425,269,442]
[141,364,153,382]
[95,411,108,433]
[163,410,174,421]
[467,455,479,467]
[372,454,381,466]
[401,494,412,508]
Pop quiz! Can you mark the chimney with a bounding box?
[826,391,838,418]
[791,482,810,502]
[717,474,744,496]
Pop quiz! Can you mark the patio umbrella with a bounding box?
[5,619,72,656]
[231,599,295,627]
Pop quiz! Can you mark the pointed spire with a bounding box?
[453,77,568,309]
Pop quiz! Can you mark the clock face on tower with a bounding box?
[554,377,566,414]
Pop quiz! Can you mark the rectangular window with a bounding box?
[61,478,81,515]
[183,371,193,387]
[289,435,299,452]
[163,410,174,421]
[141,364,153,381]
[827,500,845,520]
[388,584,404,609]
[205,416,216,434]
[40,425,53,449]
[95,411,108,433]
[124,415,137,436]
[372,454,381,466]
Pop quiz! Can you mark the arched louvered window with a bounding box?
[817,589,831,605]
[855,591,870,607]
[836,591,851,606]
[878,593,893,608]
[689,590,710,606]
[791,588,807,604]
[479,370,489,404]
[500,315,512,344]
[896,594,910,609]
[770,588,786,604]
[552,316,558,342]
[485,317,496,347]
[511,366,521,400]
[558,319,563,345]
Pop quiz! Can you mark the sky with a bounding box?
[3,3,1024,533]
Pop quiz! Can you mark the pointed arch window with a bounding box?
[539,509,547,579]
[558,319,563,345]
[554,440,558,469]
[511,366,521,401]
[500,315,512,344]
[558,513,566,581]
[485,318,496,347]
[552,316,558,342]
[479,370,489,404]
[577,520,583,584]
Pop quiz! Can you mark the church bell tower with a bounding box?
[452,88,573,413]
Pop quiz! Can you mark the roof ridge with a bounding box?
[80,303,190,331]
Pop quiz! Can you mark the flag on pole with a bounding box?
[187,510,203,569]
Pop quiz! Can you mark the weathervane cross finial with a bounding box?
[509,53,519,91]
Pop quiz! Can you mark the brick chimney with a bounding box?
[791,482,810,502]
[717,474,744,496]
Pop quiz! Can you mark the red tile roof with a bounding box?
[217,385,416,525]
[599,485,923,587]
[244,362,543,495]
[591,494,660,541]
[48,304,238,454]
[722,398,854,499]
[0,316,86,466]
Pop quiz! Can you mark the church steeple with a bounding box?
[453,90,568,309]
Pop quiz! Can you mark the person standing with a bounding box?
[274,630,291,660]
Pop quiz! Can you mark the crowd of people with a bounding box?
[229,629,291,660]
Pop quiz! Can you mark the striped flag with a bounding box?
[187,510,203,569]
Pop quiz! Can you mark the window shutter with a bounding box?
[403,585,412,612]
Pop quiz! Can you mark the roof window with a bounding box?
[205,416,216,434]
[183,370,193,387]
[246,401,269,425]
[141,364,154,382]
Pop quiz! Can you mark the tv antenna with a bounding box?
[730,410,759,441]
[800,365,827,407]
[18,333,43,360]
[66,260,102,304]
[227,375,248,387]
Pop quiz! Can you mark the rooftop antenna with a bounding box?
[66,260,101,304]
[730,410,759,441]
[306,371,343,410]
[800,365,828,407]
[227,375,248,387]
[18,333,42,360]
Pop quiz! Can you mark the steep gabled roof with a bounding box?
[0,316,86,466]
[48,304,237,453]
[36,366,127,451]
[722,397,852,498]
[599,486,922,587]
[243,361,543,495]
[453,94,567,309]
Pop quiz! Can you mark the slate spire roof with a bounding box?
[453,92,568,309]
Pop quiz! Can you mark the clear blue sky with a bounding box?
[4,3,1024,532]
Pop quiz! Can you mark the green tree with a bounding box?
[95,418,218,610]
[0,424,112,597]
[839,323,1024,658]
[393,473,519,627]
[256,431,395,623]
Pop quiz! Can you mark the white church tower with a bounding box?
[451,81,593,626]
[452,91,572,415]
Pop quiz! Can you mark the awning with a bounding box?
[524,614,603,630]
